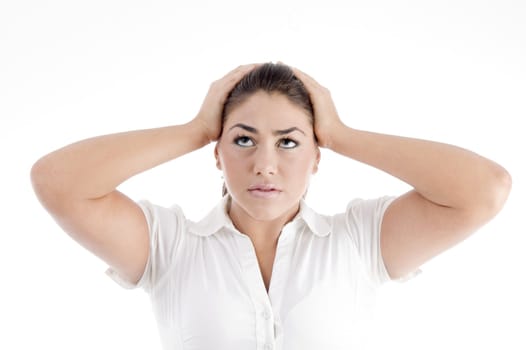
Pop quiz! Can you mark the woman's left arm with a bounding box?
[293,67,512,280]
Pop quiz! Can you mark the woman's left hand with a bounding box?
[290,65,344,149]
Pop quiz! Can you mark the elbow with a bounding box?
[476,164,512,221]
[492,166,512,212]
[491,166,513,214]
[30,157,47,195]
[30,156,63,210]
[453,164,511,232]
[31,158,49,202]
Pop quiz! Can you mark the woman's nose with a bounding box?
[252,146,278,175]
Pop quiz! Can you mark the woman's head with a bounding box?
[214,62,320,223]
[221,62,315,137]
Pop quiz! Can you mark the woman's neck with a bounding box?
[228,200,299,250]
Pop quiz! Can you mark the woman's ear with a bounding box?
[214,143,222,170]
[312,147,321,174]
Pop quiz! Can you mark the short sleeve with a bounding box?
[105,200,185,293]
[344,196,421,287]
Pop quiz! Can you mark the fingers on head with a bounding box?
[232,63,259,75]
[222,63,262,82]
[293,67,326,93]
[293,67,314,83]
[222,63,258,86]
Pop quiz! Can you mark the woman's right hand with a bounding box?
[194,63,260,143]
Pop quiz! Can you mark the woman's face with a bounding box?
[215,90,320,222]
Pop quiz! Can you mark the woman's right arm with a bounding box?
[30,122,209,285]
[30,64,259,285]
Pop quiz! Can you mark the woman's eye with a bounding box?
[279,138,298,149]
[234,136,255,147]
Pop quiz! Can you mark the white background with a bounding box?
[1,0,524,349]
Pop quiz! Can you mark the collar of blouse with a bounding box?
[187,195,332,238]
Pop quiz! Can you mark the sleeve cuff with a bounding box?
[389,268,423,283]
[104,267,142,290]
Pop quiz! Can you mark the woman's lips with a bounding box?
[248,184,282,198]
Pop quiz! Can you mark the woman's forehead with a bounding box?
[224,91,313,130]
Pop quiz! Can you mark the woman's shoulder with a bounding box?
[304,195,396,218]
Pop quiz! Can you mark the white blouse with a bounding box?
[106,195,409,349]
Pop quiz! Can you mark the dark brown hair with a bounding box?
[221,62,314,132]
[219,63,316,197]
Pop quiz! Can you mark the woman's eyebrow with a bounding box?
[273,127,306,136]
[228,123,306,136]
[229,123,257,134]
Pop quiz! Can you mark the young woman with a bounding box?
[31,62,511,349]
